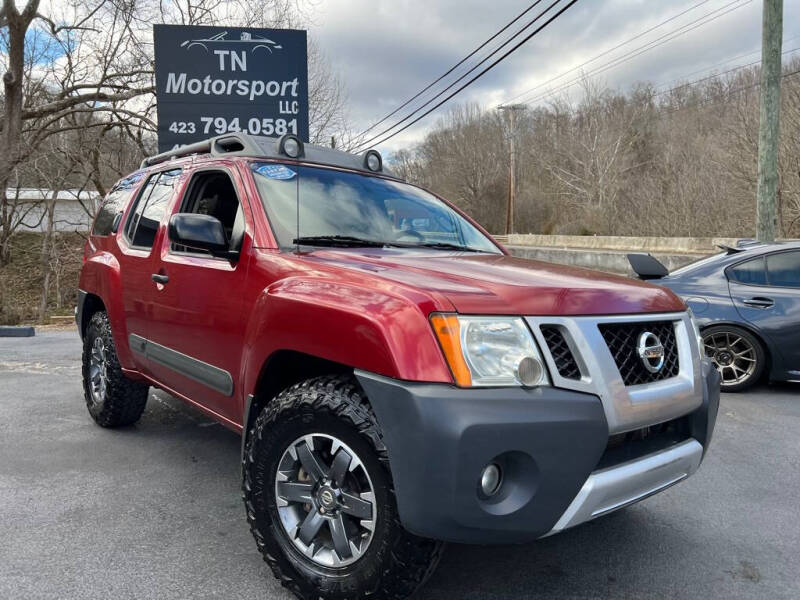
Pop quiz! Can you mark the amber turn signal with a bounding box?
[430,314,472,387]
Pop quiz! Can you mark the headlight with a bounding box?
[687,308,704,358]
[430,314,549,387]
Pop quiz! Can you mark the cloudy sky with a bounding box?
[309,0,800,153]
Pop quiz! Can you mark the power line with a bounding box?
[653,32,800,91]
[359,0,580,150]
[498,0,717,107]
[510,0,751,107]
[353,0,569,151]
[662,67,800,115]
[355,1,547,140]
[653,46,800,99]
[518,0,750,106]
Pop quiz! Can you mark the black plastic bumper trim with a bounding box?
[76,289,88,339]
[355,365,719,545]
[128,333,234,396]
[355,372,609,544]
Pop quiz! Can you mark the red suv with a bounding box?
[77,133,720,600]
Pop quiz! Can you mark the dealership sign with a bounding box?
[153,24,309,152]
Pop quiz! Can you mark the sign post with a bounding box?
[153,25,309,152]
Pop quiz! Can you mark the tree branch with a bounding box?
[21,86,155,121]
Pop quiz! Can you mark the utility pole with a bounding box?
[755,0,783,241]
[497,104,526,235]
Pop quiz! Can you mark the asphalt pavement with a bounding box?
[1,330,798,599]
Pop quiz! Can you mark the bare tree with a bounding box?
[1,0,355,266]
[395,59,800,238]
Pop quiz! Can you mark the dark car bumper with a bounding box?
[355,360,720,544]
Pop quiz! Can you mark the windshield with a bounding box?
[250,162,501,253]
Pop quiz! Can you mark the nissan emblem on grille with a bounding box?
[598,321,680,386]
[637,332,665,373]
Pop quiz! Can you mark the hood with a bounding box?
[303,249,685,316]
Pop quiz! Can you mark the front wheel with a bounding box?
[242,375,444,600]
[81,311,149,426]
[702,325,765,392]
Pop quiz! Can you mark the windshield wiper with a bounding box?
[406,242,483,252]
[293,235,387,248]
[293,236,484,252]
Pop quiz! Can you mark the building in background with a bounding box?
[5,189,100,233]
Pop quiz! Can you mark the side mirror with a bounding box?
[168,213,232,258]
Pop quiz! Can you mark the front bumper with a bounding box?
[355,360,720,544]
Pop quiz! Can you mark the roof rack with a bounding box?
[139,133,398,178]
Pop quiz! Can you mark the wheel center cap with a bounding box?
[317,486,338,509]
[716,351,733,366]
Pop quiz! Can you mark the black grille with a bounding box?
[596,417,690,470]
[541,326,581,380]
[598,321,679,386]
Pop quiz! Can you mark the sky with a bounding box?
[309,0,800,153]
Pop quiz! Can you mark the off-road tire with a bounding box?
[702,325,766,393]
[242,375,445,600]
[81,311,149,427]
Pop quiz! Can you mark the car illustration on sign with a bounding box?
[180,31,283,53]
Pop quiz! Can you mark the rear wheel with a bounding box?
[81,311,149,426]
[702,325,765,392]
[242,375,444,600]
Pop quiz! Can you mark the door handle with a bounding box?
[743,296,774,308]
[151,273,169,284]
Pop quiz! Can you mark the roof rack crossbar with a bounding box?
[140,139,213,169]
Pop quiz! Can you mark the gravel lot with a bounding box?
[1,330,798,600]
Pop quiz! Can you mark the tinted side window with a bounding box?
[173,170,243,254]
[125,175,158,243]
[126,169,181,249]
[767,251,800,287]
[728,257,767,285]
[92,173,145,236]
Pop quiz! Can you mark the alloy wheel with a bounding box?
[274,433,376,568]
[703,331,757,386]
[88,336,108,406]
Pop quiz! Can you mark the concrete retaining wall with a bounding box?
[502,235,730,274]
[506,234,740,254]
[506,245,698,275]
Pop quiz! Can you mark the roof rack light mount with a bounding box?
[139,133,397,178]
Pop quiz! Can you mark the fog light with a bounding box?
[480,463,502,496]
[516,356,544,386]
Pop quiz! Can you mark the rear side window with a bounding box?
[766,251,800,287]
[92,173,145,236]
[125,169,182,249]
[728,257,767,286]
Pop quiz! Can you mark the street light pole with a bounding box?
[498,104,526,235]
[755,0,783,241]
